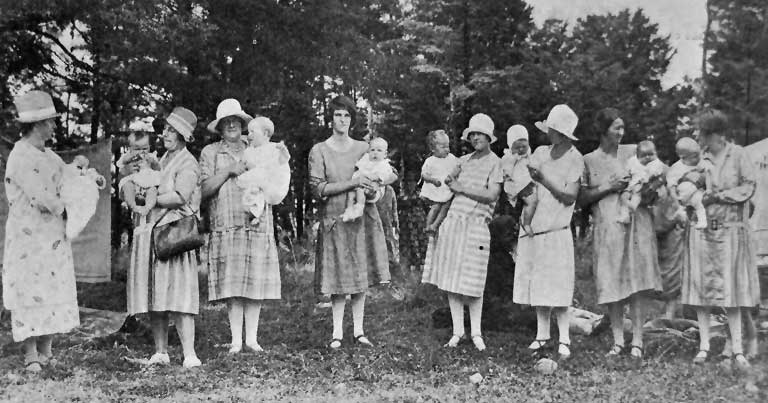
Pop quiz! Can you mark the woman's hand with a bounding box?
[701,191,719,206]
[604,174,629,193]
[356,175,376,192]
[228,161,247,177]
[527,164,543,182]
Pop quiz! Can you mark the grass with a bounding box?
[0,239,766,402]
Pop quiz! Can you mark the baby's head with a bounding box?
[72,155,89,170]
[636,140,658,165]
[368,137,388,162]
[247,116,275,147]
[506,125,529,156]
[427,129,450,158]
[675,137,701,167]
[128,132,151,154]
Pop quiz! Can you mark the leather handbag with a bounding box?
[152,210,205,261]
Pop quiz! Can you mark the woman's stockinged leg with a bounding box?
[534,306,552,342]
[244,300,263,351]
[37,334,53,359]
[554,306,571,356]
[351,292,366,337]
[468,296,486,351]
[150,311,169,354]
[23,337,41,372]
[447,293,465,337]
[726,307,749,367]
[606,302,625,355]
[176,313,201,367]
[694,306,710,363]
[629,294,646,358]
[331,294,346,342]
[228,298,245,351]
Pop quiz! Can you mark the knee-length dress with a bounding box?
[126,147,201,315]
[200,141,282,302]
[653,161,689,301]
[422,151,502,298]
[583,145,662,304]
[682,143,760,307]
[309,140,390,295]
[2,140,79,341]
[513,145,583,307]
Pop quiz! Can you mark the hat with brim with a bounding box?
[506,125,529,148]
[535,104,579,141]
[14,90,61,123]
[166,106,197,142]
[207,98,253,133]
[461,113,497,143]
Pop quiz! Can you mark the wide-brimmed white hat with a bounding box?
[461,113,497,143]
[166,107,197,142]
[534,104,579,140]
[207,98,253,133]
[506,125,529,148]
[14,90,61,123]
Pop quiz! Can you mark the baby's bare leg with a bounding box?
[425,202,440,229]
[123,181,139,210]
[143,187,158,210]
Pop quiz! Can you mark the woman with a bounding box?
[422,113,502,352]
[2,91,79,372]
[308,95,391,348]
[125,106,202,368]
[578,107,662,359]
[513,105,584,359]
[684,110,760,368]
[200,99,281,353]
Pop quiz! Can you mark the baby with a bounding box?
[237,117,291,226]
[500,125,537,236]
[419,130,459,233]
[341,137,397,222]
[61,154,106,239]
[117,132,162,217]
[667,137,713,229]
[616,140,666,224]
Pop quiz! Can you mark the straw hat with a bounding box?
[461,113,497,143]
[207,98,253,133]
[534,104,579,140]
[166,107,198,142]
[506,125,529,148]
[14,90,61,123]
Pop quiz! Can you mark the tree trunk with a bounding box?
[702,0,712,100]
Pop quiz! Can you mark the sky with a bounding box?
[528,0,707,88]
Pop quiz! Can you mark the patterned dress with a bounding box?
[583,145,662,304]
[126,147,201,314]
[513,145,584,307]
[683,143,761,307]
[422,151,502,298]
[200,140,281,302]
[309,140,390,295]
[2,140,79,341]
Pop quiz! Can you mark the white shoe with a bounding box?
[148,353,170,365]
[182,355,202,368]
[228,343,242,354]
[245,343,264,353]
[471,335,486,352]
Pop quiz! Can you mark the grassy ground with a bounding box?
[0,240,766,402]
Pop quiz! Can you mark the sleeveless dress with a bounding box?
[422,151,502,298]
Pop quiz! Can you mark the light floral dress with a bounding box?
[2,140,79,341]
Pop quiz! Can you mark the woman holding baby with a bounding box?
[199,99,282,353]
[511,105,584,359]
[2,91,79,372]
[124,106,203,368]
[683,110,760,368]
[422,113,502,352]
[308,95,391,348]
[578,107,662,359]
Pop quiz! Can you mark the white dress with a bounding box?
[419,154,459,203]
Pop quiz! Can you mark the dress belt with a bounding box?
[519,225,570,238]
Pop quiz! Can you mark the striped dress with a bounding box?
[199,141,281,302]
[422,151,502,298]
[126,147,201,315]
